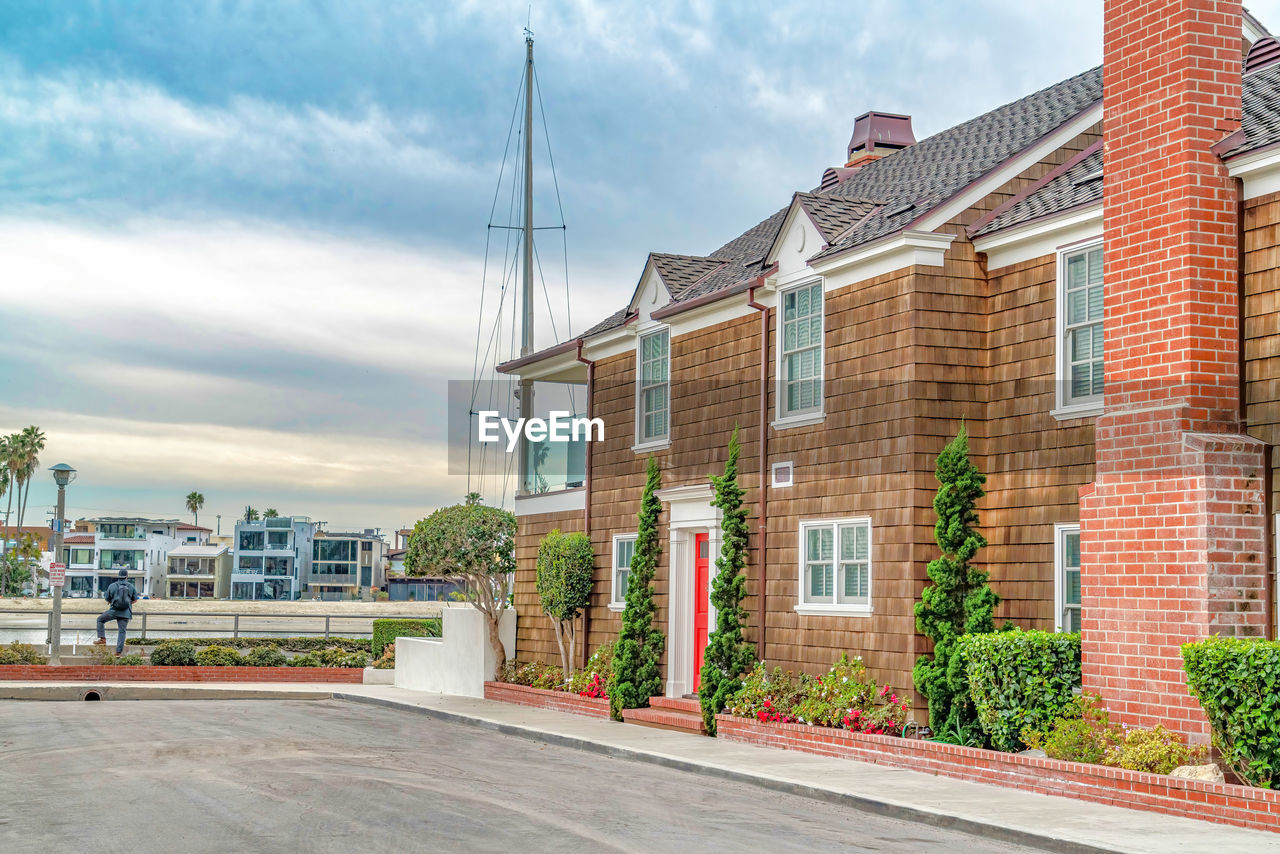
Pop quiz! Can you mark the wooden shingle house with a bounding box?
[499,0,1280,734]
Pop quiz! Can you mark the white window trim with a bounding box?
[1052,240,1104,420]
[634,325,671,450]
[609,533,637,612]
[793,517,873,617]
[775,277,826,423]
[1054,522,1081,633]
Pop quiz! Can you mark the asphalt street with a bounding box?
[0,699,1042,853]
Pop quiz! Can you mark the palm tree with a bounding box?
[244,506,259,522]
[185,491,205,526]
[263,508,279,518]
[13,426,45,532]
[1,435,17,553]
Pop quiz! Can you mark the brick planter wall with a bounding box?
[484,681,611,719]
[0,665,364,683]
[716,715,1280,833]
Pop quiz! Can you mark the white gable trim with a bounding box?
[973,204,1102,271]
[1228,146,1280,200]
[809,229,954,283]
[630,263,672,323]
[912,102,1103,234]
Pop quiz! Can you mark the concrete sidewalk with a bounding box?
[6,680,1277,854]
[333,686,1280,854]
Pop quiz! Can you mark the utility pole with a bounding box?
[518,29,536,494]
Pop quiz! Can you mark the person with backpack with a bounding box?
[95,569,139,655]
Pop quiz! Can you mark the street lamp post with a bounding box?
[48,463,76,666]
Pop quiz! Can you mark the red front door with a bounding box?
[693,533,710,691]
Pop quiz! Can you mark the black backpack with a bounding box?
[110,582,133,611]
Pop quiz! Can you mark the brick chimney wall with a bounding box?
[1080,0,1268,737]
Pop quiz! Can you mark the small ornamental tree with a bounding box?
[609,457,666,721]
[405,492,516,680]
[700,427,757,734]
[912,424,999,744]
[535,529,594,677]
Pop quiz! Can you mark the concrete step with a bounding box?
[623,702,707,735]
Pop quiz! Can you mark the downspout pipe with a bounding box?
[575,339,596,668]
[747,282,769,662]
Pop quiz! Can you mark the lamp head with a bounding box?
[49,463,76,488]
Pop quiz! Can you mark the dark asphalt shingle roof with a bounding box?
[971,144,1103,237]
[564,66,1105,348]
[649,253,725,297]
[1222,61,1280,158]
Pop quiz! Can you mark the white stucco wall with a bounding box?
[393,606,516,697]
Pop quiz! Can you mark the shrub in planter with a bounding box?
[567,642,615,696]
[1024,694,1206,774]
[371,646,396,670]
[960,629,1081,752]
[727,658,910,735]
[0,641,47,665]
[84,645,118,666]
[288,648,368,668]
[501,659,565,690]
[371,619,441,657]
[243,646,287,668]
[726,663,807,723]
[115,654,146,666]
[129,637,371,653]
[1183,636,1280,788]
[791,654,878,728]
[195,646,244,666]
[149,640,197,667]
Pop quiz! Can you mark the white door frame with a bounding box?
[656,483,720,697]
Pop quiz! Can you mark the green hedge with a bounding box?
[194,645,243,666]
[127,636,371,653]
[1183,637,1280,788]
[150,640,197,666]
[959,630,1081,752]
[371,619,441,657]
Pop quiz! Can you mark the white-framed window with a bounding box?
[635,328,670,447]
[794,518,872,616]
[771,461,794,488]
[1054,523,1081,633]
[1055,242,1104,415]
[610,534,637,610]
[777,280,824,421]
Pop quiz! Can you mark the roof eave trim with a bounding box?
[1227,143,1280,200]
[972,202,1102,270]
[650,265,779,321]
[807,229,955,279]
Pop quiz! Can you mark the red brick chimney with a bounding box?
[1080,0,1267,738]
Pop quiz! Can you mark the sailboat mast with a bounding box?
[518,31,535,494]
[521,32,534,357]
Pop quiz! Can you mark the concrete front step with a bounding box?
[623,701,707,735]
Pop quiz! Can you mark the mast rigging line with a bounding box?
[467,35,575,507]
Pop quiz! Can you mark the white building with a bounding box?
[62,518,209,599]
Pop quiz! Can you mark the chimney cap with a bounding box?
[848,111,916,159]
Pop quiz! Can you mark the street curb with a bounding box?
[333,692,1122,854]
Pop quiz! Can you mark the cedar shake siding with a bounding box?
[1245,189,1280,511]
[513,508,585,666]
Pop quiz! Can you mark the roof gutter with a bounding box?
[650,265,779,322]
[746,279,770,662]
[574,338,596,669]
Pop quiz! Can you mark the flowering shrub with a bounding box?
[727,656,910,735]
[567,642,614,697]
[1023,694,1207,775]
[501,659,566,690]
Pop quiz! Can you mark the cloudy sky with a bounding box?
[2,0,1251,534]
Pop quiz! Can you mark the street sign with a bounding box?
[48,562,66,586]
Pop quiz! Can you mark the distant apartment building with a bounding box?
[165,544,232,599]
[307,530,387,601]
[62,518,207,598]
[231,516,315,601]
